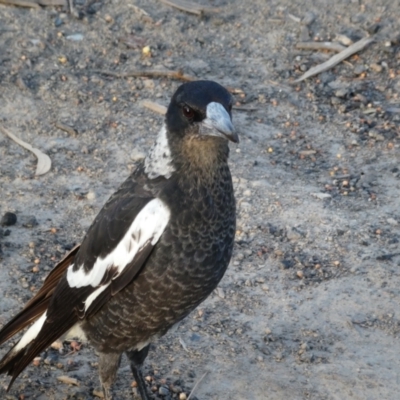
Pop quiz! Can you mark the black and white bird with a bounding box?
[0,80,238,399]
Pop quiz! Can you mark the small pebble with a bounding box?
[296,270,304,279]
[86,191,96,200]
[179,393,187,400]
[54,17,64,27]
[51,340,64,350]
[32,357,41,366]
[1,212,17,226]
[370,63,382,73]
[387,218,398,226]
[142,46,151,56]
[311,192,332,200]
[159,386,169,396]
[66,34,84,41]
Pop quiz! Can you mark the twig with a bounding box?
[55,122,78,136]
[56,376,80,386]
[67,0,74,14]
[142,100,167,115]
[287,13,301,23]
[187,371,208,400]
[92,69,196,82]
[0,0,40,8]
[294,36,374,82]
[295,41,346,53]
[0,123,52,176]
[37,0,66,5]
[92,69,244,94]
[159,0,219,15]
[0,0,65,6]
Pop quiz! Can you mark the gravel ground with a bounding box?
[1,0,400,399]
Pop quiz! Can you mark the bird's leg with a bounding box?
[125,345,150,400]
[98,352,122,400]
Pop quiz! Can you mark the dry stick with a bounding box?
[159,0,220,15]
[142,100,167,115]
[55,122,78,136]
[66,0,74,14]
[187,371,208,400]
[37,0,66,5]
[0,124,52,176]
[295,41,346,53]
[92,69,196,82]
[92,69,244,94]
[0,0,40,7]
[294,36,375,83]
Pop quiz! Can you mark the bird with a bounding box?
[0,80,238,400]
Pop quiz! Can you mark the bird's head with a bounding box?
[166,81,238,145]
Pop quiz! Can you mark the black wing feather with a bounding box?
[0,166,169,388]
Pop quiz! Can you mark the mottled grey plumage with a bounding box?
[0,80,237,400]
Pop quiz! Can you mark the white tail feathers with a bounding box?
[14,313,47,352]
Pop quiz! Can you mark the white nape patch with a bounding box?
[144,124,175,179]
[67,198,170,290]
[15,313,47,352]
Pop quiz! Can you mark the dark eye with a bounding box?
[182,105,195,119]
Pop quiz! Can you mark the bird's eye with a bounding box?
[182,105,195,119]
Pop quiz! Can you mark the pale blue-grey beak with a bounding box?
[200,102,239,143]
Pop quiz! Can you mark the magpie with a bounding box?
[0,80,238,400]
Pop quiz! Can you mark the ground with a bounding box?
[1,0,400,399]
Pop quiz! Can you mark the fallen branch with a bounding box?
[159,0,219,15]
[0,124,52,176]
[294,36,374,82]
[295,41,346,53]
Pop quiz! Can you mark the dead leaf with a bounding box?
[0,124,52,175]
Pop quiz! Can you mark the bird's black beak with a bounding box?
[200,102,239,143]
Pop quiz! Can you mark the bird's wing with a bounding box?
[0,173,170,385]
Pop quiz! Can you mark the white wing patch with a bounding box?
[14,312,47,352]
[66,198,170,292]
[144,124,175,179]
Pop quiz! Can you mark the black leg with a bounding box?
[98,352,122,400]
[126,345,150,400]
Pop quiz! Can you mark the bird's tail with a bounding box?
[0,312,48,390]
[0,245,80,390]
